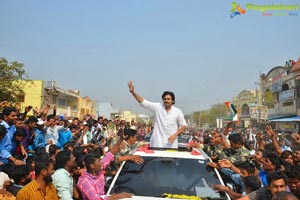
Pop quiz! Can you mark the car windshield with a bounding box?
[108,156,227,199]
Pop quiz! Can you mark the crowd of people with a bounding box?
[0,102,152,200]
[189,123,300,200]
[0,80,300,200]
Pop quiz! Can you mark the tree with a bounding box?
[0,57,29,102]
[192,103,228,128]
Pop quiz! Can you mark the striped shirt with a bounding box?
[16,179,59,200]
[77,152,114,200]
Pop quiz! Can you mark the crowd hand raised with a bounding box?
[218,159,232,168]
[15,102,21,111]
[0,101,10,108]
[265,125,275,138]
[25,105,33,112]
[291,132,300,144]
[0,101,9,106]
[42,105,50,115]
[256,131,264,141]
[33,106,39,115]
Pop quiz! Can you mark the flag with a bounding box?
[225,102,239,122]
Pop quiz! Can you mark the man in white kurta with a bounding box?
[128,81,187,148]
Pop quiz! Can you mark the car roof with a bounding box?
[134,148,207,160]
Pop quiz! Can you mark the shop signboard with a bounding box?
[279,89,294,102]
[272,73,283,92]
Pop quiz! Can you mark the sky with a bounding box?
[0,0,299,115]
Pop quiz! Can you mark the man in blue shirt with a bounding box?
[1,107,17,141]
[0,107,25,165]
[57,120,72,149]
[32,119,47,150]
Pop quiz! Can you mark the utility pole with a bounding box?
[198,111,201,129]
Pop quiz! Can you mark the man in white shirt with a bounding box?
[128,80,187,148]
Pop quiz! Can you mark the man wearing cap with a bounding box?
[32,119,47,150]
[128,81,187,148]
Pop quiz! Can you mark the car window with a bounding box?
[178,137,188,143]
[108,156,227,199]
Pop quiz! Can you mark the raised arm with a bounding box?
[265,125,282,154]
[128,80,144,103]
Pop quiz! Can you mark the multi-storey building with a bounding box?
[19,80,96,119]
[262,58,300,121]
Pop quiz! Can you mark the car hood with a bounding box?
[116,196,225,200]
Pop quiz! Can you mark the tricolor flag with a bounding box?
[225,102,239,122]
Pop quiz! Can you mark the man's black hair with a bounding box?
[11,165,31,184]
[55,150,72,170]
[14,127,27,137]
[228,133,244,144]
[84,153,97,173]
[266,153,281,171]
[266,171,288,186]
[34,153,53,175]
[124,128,137,138]
[92,147,103,158]
[2,107,17,117]
[25,116,38,124]
[49,144,60,156]
[47,115,55,121]
[239,162,256,174]
[63,141,76,150]
[244,176,261,192]
[1,163,15,178]
[272,191,298,200]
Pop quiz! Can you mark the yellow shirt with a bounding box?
[16,179,59,200]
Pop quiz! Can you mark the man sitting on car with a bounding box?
[114,128,144,169]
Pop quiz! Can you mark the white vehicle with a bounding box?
[107,148,231,200]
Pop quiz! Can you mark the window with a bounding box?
[16,94,25,102]
[58,98,66,106]
[282,83,289,91]
[283,102,293,106]
[296,80,300,97]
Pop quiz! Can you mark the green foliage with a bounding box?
[192,103,228,127]
[0,57,29,102]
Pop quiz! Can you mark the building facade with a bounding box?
[19,80,96,119]
[261,58,300,120]
[233,89,267,127]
